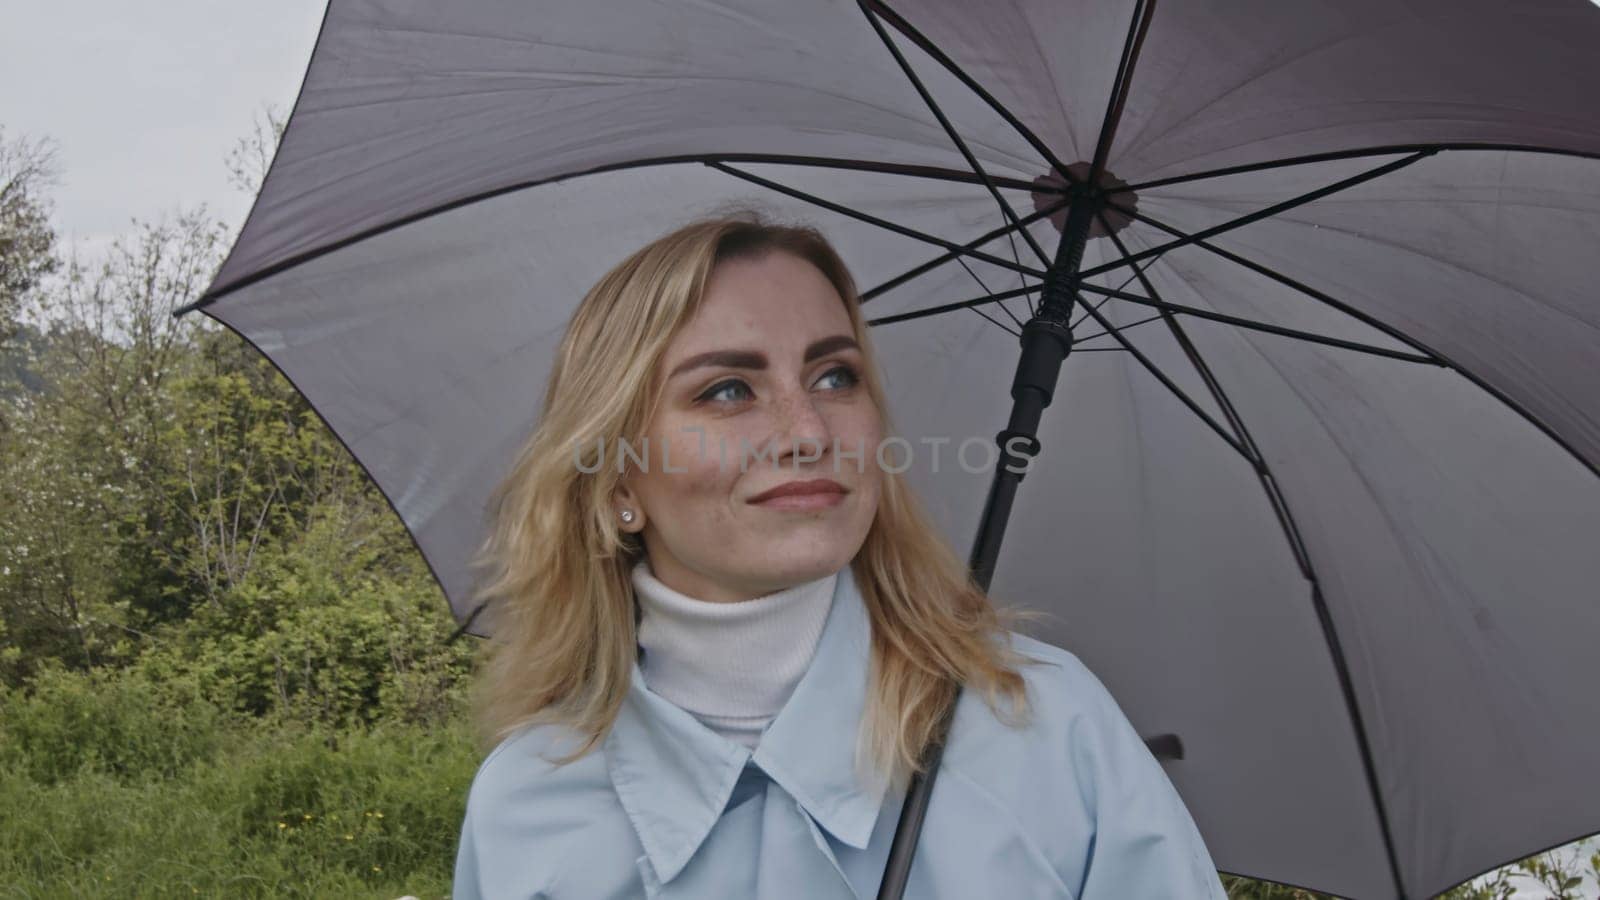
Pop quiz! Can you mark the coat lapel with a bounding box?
[752,561,891,850]
[604,659,751,884]
[604,561,890,891]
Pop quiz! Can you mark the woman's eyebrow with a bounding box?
[667,335,858,379]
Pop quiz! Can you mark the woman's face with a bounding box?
[615,249,884,602]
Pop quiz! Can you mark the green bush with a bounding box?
[0,662,226,786]
[118,500,480,734]
[0,696,479,899]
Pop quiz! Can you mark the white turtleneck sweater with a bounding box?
[631,558,838,749]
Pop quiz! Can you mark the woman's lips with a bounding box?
[747,478,848,510]
[751,491,846,511]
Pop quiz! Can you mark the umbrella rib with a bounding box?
[177,152,1065,314]
[1114,142,1593,195]
[1076,283,1441,366]
[706,154,1058,193]
[1111,203,1600,483]
[447,600,490,644]
[1070,293,1116,333]
[1118,145,1436,194]
[967,305,1021,339]
[1013,239,1037,318]
[861,195,1070,302]
[861,0,1078,186]
[1110,203,1447,360]
[1072,312,1166,345]
[952,255,1027,332]
[1066,290,1253,462]
[1080,149,1437,280]
[706,162,1047,279]
[1098,215,1257,474]
[858,0,1054,268]
[996,205,1037,318]
[1073,260,1155,331]
[1088,0,1157,187]
[1097,214,1411,898]
[865,284,1039,328]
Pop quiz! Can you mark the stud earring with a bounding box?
[619,509,635,524]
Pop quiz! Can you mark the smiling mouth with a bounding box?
[750,490,848,511]
[746,479,849,504]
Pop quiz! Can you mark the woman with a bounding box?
[451,211,1228,899]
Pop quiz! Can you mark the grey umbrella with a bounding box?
[173,1,1600,897]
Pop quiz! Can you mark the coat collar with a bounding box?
[604,560,890,885]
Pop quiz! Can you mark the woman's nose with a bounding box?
[769,386,832,464]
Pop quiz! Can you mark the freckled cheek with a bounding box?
[833,410,884,464]
[660,433,742,497]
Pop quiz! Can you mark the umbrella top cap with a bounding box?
[1030,162,1137,240]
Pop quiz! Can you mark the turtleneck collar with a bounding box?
[630,558,839,747]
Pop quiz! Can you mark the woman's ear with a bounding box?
[613,486,645,533]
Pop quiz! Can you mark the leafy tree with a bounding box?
[1510,847,1587,899]
[0,107,479,894]
[0,126,58,348]
[1437,865,1517,899]
[224,105,286,199]
[0,210,229,679]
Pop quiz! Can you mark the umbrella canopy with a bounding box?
[175,2,1600,897]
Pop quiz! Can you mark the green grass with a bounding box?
[0,708,479,899]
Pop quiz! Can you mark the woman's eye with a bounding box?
[818,364,859,391]
[698,379,753,404]
[696,365,858,405]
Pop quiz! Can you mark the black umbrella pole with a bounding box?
[876,297,1076,898]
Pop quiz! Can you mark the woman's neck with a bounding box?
[630,558,839,748]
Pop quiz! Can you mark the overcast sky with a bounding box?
[0,1,325,258]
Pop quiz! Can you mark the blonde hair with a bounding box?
[466,208,1045,786]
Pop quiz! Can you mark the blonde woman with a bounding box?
[451,211,1227,899]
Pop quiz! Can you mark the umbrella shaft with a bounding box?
[879,202,1093,899]
[978,190,1097,585]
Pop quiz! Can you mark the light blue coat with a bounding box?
[452,563,1228,899]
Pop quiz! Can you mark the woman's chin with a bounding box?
[754,534,861,572]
